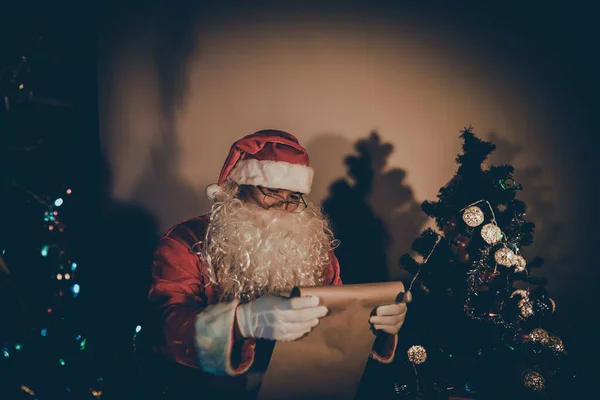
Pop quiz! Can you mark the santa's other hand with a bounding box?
[369,302,408,335]
[235,295,328,341]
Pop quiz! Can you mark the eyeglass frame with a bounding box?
[256,186,308,213]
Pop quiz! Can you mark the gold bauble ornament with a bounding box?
[529,328,550,345]
[462,206,485,227]
[519,299,534,318]
[522,370,545,392]
[548,335,565,354]
[514,255,527,272]
[481,223,502,244]
[494,247,516,266]
[407,345,427,365]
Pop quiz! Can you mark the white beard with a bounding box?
[204,195,336,301]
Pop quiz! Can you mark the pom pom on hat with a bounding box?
[205,183,222,201]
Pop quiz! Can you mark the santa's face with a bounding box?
[204,185,335,301]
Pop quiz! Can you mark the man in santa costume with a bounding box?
[148,130,409,398]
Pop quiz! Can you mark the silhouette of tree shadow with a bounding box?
[318,132,425,399]
[321,132,426,285]
[321,133,390,285]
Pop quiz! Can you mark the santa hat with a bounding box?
[206,129,314,201]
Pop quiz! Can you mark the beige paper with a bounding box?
[257,281,405,400]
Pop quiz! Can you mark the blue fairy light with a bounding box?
[41,328,47,337]
[135,325,142,333]
[72,284,80,296]
[41,245,49,257]
[54,198,64,207]
[71,262,78,271]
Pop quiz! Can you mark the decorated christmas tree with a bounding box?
[0,35,105,399]
[396,127,574,399]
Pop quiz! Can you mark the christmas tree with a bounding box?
[0,35,106,399]
[396,127,574,399]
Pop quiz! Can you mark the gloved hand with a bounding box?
[235,295,328,341]
[369,290,412,335]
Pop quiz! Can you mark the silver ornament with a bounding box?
[407,345,427,365]
[481,223,502,244]
[494,247,516,266]
[462,206,485,227]
[514,255,527,272]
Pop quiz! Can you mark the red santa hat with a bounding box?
[206,129,314,200]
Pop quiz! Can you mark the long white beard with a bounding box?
[204,195,336,301]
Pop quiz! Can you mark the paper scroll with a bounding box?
[257,281,405,400]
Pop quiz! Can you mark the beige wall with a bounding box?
[98,5,591,311]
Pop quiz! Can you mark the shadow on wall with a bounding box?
[129,0,211,227]
[318,132,426,286]
[78,154,161,400]
[485,133,568,297]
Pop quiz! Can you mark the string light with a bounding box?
[54,198,63,207]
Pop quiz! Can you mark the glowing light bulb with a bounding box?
[41,246,49,256]
[135,325,142,333]
[18,83,24,90]
[41,328,47,336]
[54,198,63,207]
[71,262,78,271]
[66,188,72,194]
[57,273,63,280]
[59,358,66,366]
[15,344,22,350]
[72,284,80,295]
[64,273,70,280]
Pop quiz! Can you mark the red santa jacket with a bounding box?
[148,215,397,391]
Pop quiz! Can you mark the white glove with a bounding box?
[369,290,412,335]
[235,295,328,341]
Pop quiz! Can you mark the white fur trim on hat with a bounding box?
[228,159,314,194]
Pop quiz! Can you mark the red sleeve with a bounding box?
[326,251,397,362]
[148,237,255,375]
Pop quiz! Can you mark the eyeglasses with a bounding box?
[257,186,308,213]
